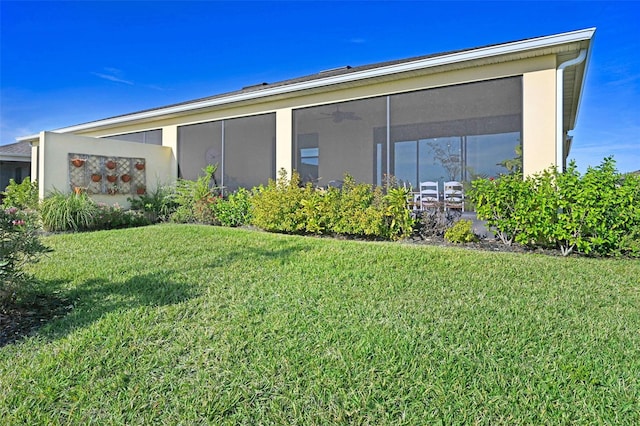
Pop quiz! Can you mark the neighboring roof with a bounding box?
[0,141,31,161]
[19,27,595,142]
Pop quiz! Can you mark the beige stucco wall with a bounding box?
[38,131,173,206]
[522,67,557,176]
[275,109,293,174]
[43,54,561,181]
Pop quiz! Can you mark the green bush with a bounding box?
[40,190,99,232]
[471,157,640,256]
[471,173,531,246]
[330,176,378,235]
[41,191,151,232]
[128,184,178,223]
[250,169,308,233]
[444,219,478,243]
[1,207,50,302]
[382,186,415,240]
[171,165,220,224]
[250,170,414,240]
[93,203,151,230]
[211,187,252,227]
[1,177,39,210]
[554,159,640,256]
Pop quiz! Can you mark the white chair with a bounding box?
[444,181,464,212]
[419,181,439,210]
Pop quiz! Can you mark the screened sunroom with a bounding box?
[293,77,522,191]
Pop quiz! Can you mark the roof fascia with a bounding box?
[0,154,31,161]
[19,28,595,141]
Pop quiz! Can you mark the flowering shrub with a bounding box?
[1,207,49,300]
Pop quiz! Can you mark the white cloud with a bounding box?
[91,68,134,85]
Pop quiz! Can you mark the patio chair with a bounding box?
[406,192,422,211]
[419,181,439,210]
[444,181,464,212]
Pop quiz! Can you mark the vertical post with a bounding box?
[221,120,225,193]
[386,96,390,188]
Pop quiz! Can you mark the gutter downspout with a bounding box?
[556,49,587,171]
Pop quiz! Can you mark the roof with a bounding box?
[19,27,595,142]
[0,141,31,161]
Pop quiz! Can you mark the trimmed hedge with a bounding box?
[250,170,414,240]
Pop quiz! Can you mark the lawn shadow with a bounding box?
[1,279,71,347]
[206,237,318,269]
[1,270,198,346]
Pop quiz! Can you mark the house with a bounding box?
[18,28,595,207]
[0,141,32,193]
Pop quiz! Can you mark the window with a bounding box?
[295,134,319,183]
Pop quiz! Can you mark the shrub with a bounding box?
[1,177,39,210]
[171,165,220,224]
[40,190,99,232]
[128,184,178,223]
[1,207,49,302]
[444,219,478,243]
[250,170,414,240]
[471,173,531,246]
[416,209,460,238]
[212,187,252,227]
[330,176,382,237]
[93,203,151,230]
[382,186,415,240]
[471,157,640,256]
[250,169,308,233]
[554,159,640,256]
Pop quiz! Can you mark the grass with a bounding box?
[1,224,639,424]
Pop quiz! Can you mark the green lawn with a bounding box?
[1,224,639,424]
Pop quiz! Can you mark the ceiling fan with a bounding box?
[320,106,362,123]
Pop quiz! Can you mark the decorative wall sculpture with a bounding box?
[69,154,146,195]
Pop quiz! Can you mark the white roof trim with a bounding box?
[0,153,31,161]
[19,27,595,141]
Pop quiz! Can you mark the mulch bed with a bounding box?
[406,235,565,256]
[0,293,73,347]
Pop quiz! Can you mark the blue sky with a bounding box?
[1,1,639,173]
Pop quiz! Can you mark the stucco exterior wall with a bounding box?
[38,132,173,206]
[523,67,557,176]
[275,109,293,174]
